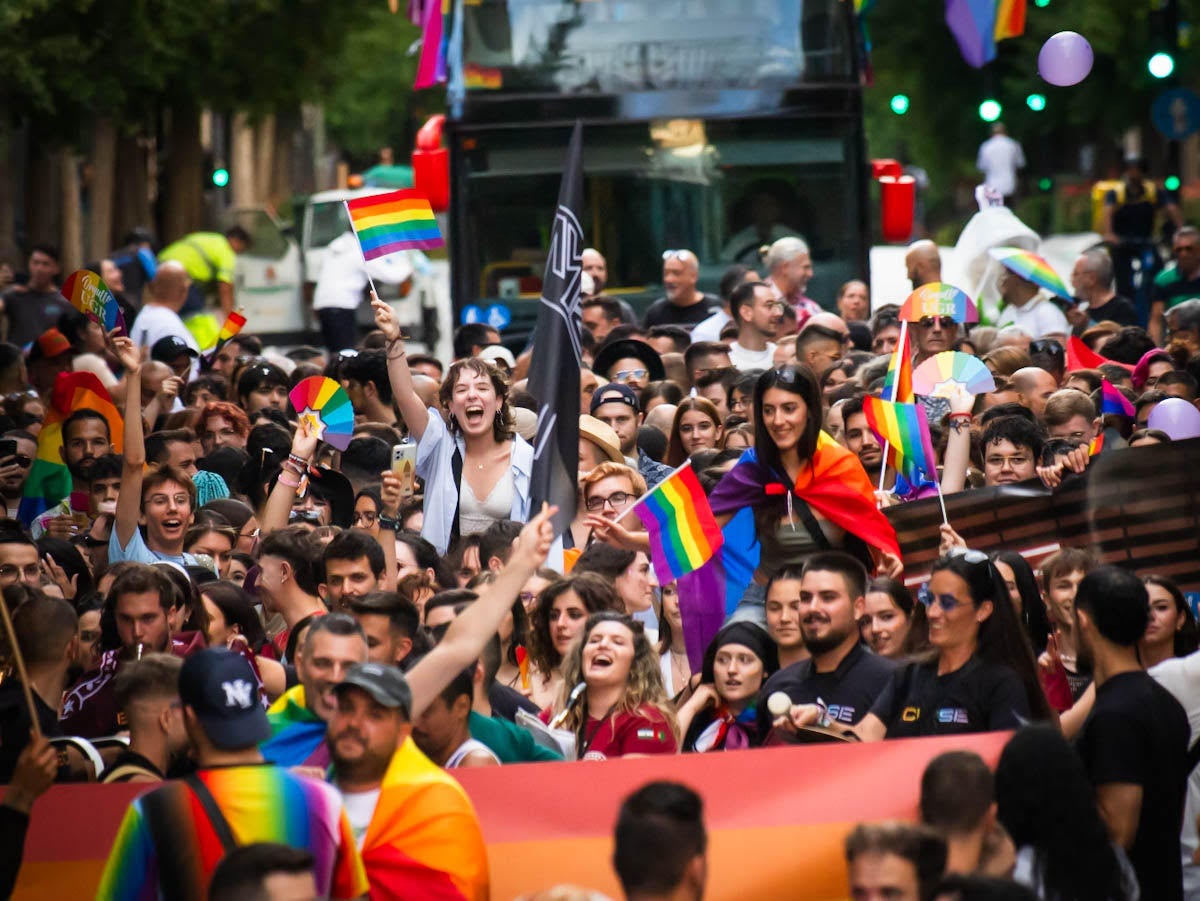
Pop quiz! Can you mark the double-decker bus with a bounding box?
[443,0,868,338]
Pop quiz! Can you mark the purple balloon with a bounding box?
[1038,31,1094,87]
[1147,397,1200,441]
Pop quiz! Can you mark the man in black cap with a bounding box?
[151,334,199,380]
[327,661,489,898]
[98,648,368,901]
[591,338,665,393]
[590,382,672,489]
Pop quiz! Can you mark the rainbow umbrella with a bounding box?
[988,247,1073,300]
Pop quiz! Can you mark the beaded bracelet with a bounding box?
[277,471,301,489]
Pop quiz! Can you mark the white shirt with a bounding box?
[729,341,776,372]
[976,134,1026,197]
[1151,651,1200,898]
[996,294,1070,338]
[445,738,500,769]
[313,231,415,311]
[340,788,382,848]
[129,304,199,354]
[690,309,732,343]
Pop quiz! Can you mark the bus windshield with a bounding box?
[456,115,863,310]
[460,0,854,94]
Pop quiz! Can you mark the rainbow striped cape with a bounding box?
[19,371,123,527]
[359,738,489,900]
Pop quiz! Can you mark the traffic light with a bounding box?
[1166,175,1182,191]
[1148,51,1176,79]
[1026,93,1046,112]
[890,94,910,115]
[211,167,230,188]
[1033,0,1050,6]
[1038,177,1053,193]
[978,99,1003,122]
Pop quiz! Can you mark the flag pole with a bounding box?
[344,200,382,300]
[613,458,694,526]
[933,473,950,527]
[877,319,909,495]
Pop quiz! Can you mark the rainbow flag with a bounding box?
[345,189,444,260]
[1066,335,1134,373]
[633,461,724,585]
[361,737,490,900]
[415,0,448,89]
[881,320,913,402]
[216,310,245,345]
[994,0,1026,41]
[19,372,123,527]
[1100,379,1135,417]
[1089,432,1104,456]
[862,396,938,485]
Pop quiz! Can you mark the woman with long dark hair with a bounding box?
[863,577,929,659]
[991,550,1051,655]
[995,725,1137,900]
[783,549,1053,738]
[1140,574,1199,668]
[589,366,903,619]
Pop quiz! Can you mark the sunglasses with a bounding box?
[614,368,648,383]
[662,249,697,263]
[918,584,966,612]
[1,454,32,467]
[918,316,955,329]
[1030,339,1064,357]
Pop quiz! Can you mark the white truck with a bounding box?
[228,189,452,361]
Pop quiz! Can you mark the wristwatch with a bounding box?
[377,514,400,533]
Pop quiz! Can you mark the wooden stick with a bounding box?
[0,596,41,738]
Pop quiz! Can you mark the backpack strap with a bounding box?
[184,773,238,853]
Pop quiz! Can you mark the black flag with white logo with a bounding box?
[527,122,584,537]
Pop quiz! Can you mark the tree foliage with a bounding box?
[863,0,1200,221]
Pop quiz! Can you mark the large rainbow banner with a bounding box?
[9,733,1010,899]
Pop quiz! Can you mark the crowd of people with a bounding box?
[0,227,1197,900]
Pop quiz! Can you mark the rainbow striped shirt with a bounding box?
[96,764,367,901]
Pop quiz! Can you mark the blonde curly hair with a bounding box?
[554,611,678,750]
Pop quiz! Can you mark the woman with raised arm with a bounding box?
[373,295,532,555]
[108,334,199,566]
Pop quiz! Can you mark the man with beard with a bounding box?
[327,662,489,899]
[1074,566,1189,901]
[61,563,205,737]
[32,409,113,540]
[840,397,887,486]
[0,430,34,520]
[759,552,896,737]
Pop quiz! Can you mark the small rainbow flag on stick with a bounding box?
[881,320,912,403]
[862,396,938,489]
[216,310,246,345]
[627,461,724,585]
[345,189,443,261]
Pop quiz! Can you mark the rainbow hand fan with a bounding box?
[912,351,995,399]
[61,269,126,332]
[288,377,355,451]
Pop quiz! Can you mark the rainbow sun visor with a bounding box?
[899,282,979,324]
[988,247,1072,300]
[288,376,355,451]
[345,189,443,260]
[912,351,995,398]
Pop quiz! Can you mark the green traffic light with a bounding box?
[1038,177,1053,192]
[1149,52,1176,79]
[212,168,230,188]
[1166,175,1182,191]
[1026,93,1046,112]
[890,94,910,115]
[979,99,1002,122]
[1033,0,1050,7]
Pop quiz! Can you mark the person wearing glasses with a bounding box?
[1150,226,1200,345]
[728,282,783,371]
[1163,298,1200,359]
[593,337,667,393]
[1067,248,1139,334]
[776,550,1052,740]
[643,249,719,330]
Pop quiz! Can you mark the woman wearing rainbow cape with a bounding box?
[590,365,902,630]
